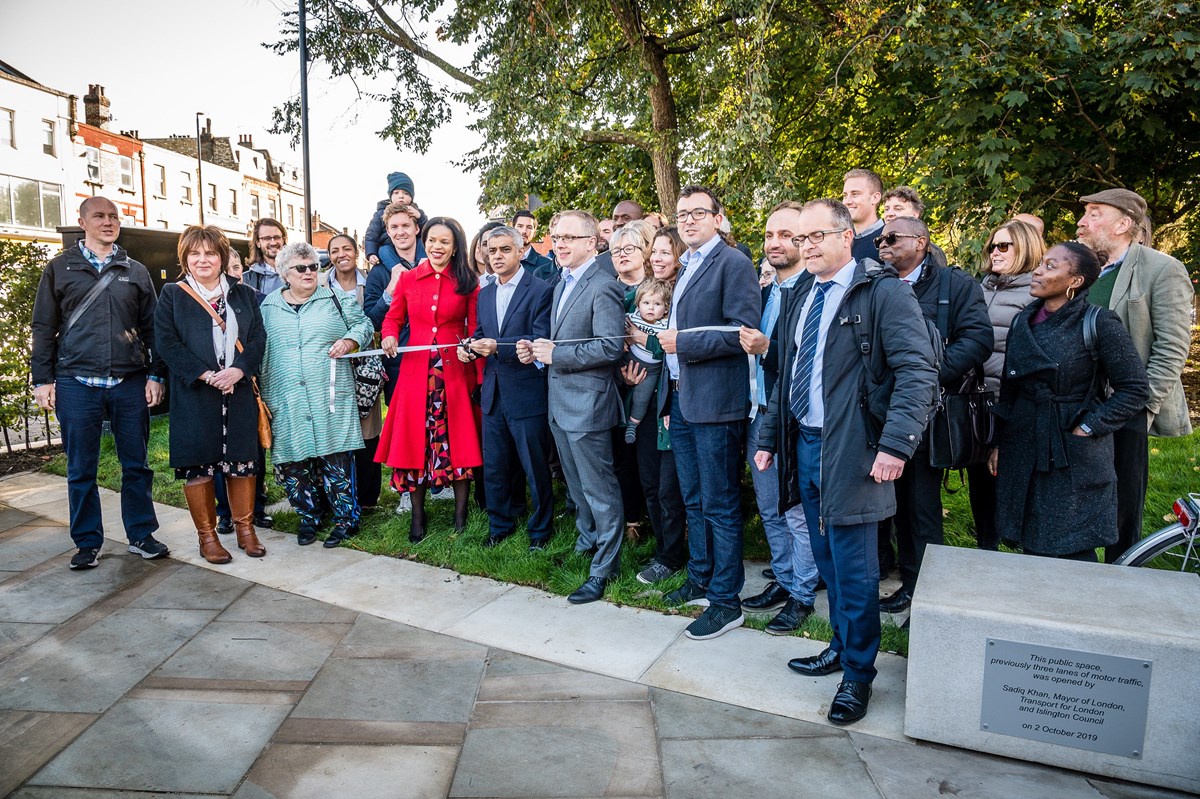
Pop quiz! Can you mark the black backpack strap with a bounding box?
[64,268,119,337]
[935,264,951,344]
[1083,303,1100,362]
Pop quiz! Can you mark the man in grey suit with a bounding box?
[518,210,626,604]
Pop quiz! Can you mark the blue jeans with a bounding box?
[670,392,745,609]
[796,426,880,683]
[747,413,818,606]
[56,377,158,549]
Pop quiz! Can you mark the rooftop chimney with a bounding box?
[83,84,111,130]
[238,134,254,148]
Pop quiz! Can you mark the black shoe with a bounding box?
[409,523,426,544]
[297,529,318,546]
[741,581,789,612]
[761,567,775,580]
[254,512,274,529]
[828,680,872,725]
[323,527,353,549]
[567,576,609,604]
[880,587,914,614]
[69,547,100,570]
[216,516,233,535]
[663,580,709,607]
[128,535,169,560]
[765,598,813,635]
[787,647,842,677]
[484,532,511,547]
[528,539,549,551]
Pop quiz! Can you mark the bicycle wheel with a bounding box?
[1115,523,1200,574]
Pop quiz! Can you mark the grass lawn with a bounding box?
[45,416,1199,657]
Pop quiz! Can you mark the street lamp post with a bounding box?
[298,0,313,243]
[194,112,205,225]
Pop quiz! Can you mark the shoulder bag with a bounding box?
[177,282,273,450]
[327,289,386,418]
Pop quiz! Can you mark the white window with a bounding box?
[0,177,62,229]
[86,147,100,181]
[249,192,260,219]
[181,171,192,202]
[154,165,166,197]
[41,182,62,228]
[0,109,13,148]
[119,156,134,189]
[41,120,55,156]
[268,198,277,220]
[287,204,294,228]
[207,183,217,211]
[229,189,238,216]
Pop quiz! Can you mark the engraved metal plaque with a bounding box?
[980,639,1151,758]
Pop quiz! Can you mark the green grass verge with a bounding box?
[44,416,1199,658]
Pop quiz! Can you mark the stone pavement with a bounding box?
[0,472,1189,799]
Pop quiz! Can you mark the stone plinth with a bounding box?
[905,545,1200,793]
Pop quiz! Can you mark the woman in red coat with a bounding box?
[377,217,483,541]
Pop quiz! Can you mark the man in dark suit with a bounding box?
[463,226,555,549]
[519,210,625,604]
[657,185,761,640]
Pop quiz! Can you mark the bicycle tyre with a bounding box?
[1114,523,1199,574]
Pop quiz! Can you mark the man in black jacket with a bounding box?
[31,197,169,570]
[875,216,992,613]
[755,199,937,725]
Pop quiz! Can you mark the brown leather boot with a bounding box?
[184,480,231,564]
[228,475,266,557]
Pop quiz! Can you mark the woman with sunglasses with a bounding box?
[259,242,375,548]
[966,219,1044,550]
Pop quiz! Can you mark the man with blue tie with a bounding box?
[738,201,821,635]
[463,226,555,548]
[755,198,936,725]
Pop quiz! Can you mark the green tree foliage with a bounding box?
[0,240,48,449]
[270,0,1200,267]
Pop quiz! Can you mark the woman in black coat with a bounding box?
[988,242,1149,560]
[155,226,267,563]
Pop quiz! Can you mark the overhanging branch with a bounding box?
[365,0,482,88]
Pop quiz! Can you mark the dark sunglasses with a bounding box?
[872,232,922,248]
[291,263,320,273]
[986,241,1013,254]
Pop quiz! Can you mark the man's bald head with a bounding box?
[612,200,645,229]
[1012,213,1044,236]
[889,215,929,240]
[79,196,117,217]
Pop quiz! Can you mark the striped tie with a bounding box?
[789,281,830,423]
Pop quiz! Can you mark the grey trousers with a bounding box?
[552,422,624,579]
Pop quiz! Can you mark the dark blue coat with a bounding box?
[474,272,553,418]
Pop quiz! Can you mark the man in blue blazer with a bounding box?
[463,226,555,548]
[657,185,761,640]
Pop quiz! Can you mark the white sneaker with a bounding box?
[394,492,412,515]
[428,486,451,502]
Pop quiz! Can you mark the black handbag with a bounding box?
[327,288,386,418]
[928,369,994,470]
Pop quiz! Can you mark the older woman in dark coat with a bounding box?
[989,242,1149,560]
[156,226,267,563]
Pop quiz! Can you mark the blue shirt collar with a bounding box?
[681,234,721,270]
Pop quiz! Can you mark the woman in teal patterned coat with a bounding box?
[260,242,375,546]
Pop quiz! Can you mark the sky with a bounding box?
[0,0,487,238]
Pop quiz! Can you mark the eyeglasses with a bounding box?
[611,244,643,256]
[872,232,923,248]
[290,263,319,274]
[673,208,717,223]
[986,241,1013,254]
[791,228,848,246]
[550,234,594,244]
[258,235,284,243]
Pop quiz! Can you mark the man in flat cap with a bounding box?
[1076,188,1193,562]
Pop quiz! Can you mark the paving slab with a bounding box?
[27,697,291,793]
[300,554,515,632]
[442,586,687,682]
[478,668,648,703]
[293,656,486,723]
[219,583,359,623]
[0,551,157,624]
[126,560,251,610]
[641,623,908,741]
[452,699,662,798]
[650,687,839,740]
[154,620,350,683]
[11,789,216,799]
[0,622,54,660]
[661,735,883,799]
[335,613,489,660]
[0,608,215,712]
[483,649,574,677]
[0,526,74,571]
[0,709,97,797]
[233,742,459,799]
[0,506,38,532]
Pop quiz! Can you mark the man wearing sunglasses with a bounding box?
[874,216,991,615]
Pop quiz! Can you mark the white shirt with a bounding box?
[665,234,721,379]
[792,259,857,428]
[901,262,923,285]
[556,256,596,319]
[496,266,525,330]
